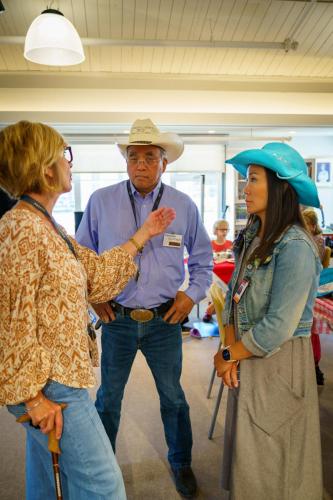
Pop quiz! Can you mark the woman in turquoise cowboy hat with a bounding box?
[214,142,322,500]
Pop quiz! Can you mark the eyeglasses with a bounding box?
[64,146,73,163]
[127,155,161,167]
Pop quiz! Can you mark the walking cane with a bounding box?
[17,402,67,500]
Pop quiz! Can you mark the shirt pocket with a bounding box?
[247,372,305,436]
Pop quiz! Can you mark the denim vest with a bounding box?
[223,222,322,357]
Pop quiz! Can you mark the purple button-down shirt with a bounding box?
[76,180,213,308]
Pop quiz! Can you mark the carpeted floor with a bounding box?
[1,332,333,500]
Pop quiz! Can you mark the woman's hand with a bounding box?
[141,207,176,238]
[214,352,239,389]
[122,207,176,257]
[25,394,64,439]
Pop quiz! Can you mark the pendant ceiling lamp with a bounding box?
[24,8,85,66]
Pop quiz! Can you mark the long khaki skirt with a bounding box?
[222,337,323,500]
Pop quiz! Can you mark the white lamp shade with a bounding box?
[24,12,85,66]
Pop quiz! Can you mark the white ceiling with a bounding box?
[1,0,333,79]
[0,0,332,136]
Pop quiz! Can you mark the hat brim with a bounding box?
[226,149,320,208]
[117,132,184,164]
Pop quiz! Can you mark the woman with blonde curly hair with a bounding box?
[0,120,175,499]
[302,208,325,262]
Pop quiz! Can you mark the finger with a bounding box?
[223,370,232,388]
[104,303,115,322]
[54,407,63,440]
[104,302,114,316]
[99,304,112,323]
[41,410,55,435]
[109,308,116,321]
[166,310,182,324]
[163,306,176,322]
[230,365,239,388]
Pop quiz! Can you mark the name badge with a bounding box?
[163,233,182,248]
[233,279,250,304]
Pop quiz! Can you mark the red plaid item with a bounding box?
[312,298,333,335]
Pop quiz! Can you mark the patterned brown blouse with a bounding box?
[0,208,137,405]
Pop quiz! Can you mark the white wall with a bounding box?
[290,136,333,229]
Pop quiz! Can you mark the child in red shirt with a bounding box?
[211,220,233,253]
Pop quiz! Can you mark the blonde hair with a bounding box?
[0,121,65,197]
[302,208,322,236]
[213,219,229,233]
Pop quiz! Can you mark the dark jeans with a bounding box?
[95,313,193,469]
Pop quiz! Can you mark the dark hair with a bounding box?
[247,167,307,264]
[0,187,16,219]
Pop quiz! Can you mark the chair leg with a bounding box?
[207,366,216,399]
[207,341,221,399]
[208,380,224,440]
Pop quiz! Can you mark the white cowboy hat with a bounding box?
[117,118,184,163]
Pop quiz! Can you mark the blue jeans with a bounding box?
[7,380,126,500]
[95,314,193,469]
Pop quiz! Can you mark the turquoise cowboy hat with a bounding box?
[226,142,320,208]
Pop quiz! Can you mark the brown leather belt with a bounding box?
[111,299,174,323]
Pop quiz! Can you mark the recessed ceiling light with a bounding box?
[208,130,216,134]
[123,130,130,133]
[289,130,296,134]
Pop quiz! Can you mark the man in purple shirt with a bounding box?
[76,119,212,498]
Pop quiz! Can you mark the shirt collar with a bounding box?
[129,179,162,201]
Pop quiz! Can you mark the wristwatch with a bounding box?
[221,346,237,363]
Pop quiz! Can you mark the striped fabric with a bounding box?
[312,298,333,335]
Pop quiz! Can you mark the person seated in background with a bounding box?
[211,219,233,255]
[302,207,326,385]
[302,208,325,262]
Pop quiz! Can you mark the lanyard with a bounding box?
[20,194,77,259]
[126,180,164,230]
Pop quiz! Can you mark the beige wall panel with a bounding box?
[85,0,100,38]
[160,47,176,73]
[177,0,200,40]
[122,0,136,38]
[149,47,163,73]
[71,0,88,38]
[141,46,155,71]
[134,0,148,39]
[97,0,111,38]
[0,48,7,70]
[89,46,102,71]
[110,0,123,38]
[145,0,161,39]
[155,0,173,39]
[170,48,186,73]
[166,0,186,39]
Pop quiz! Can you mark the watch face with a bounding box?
[222,348,231,361]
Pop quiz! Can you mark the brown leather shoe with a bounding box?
[171,466,197,498]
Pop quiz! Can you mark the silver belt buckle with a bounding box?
[129,308,154,322]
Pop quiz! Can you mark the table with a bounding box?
[312,297,333,335]
[213,260,235,284]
